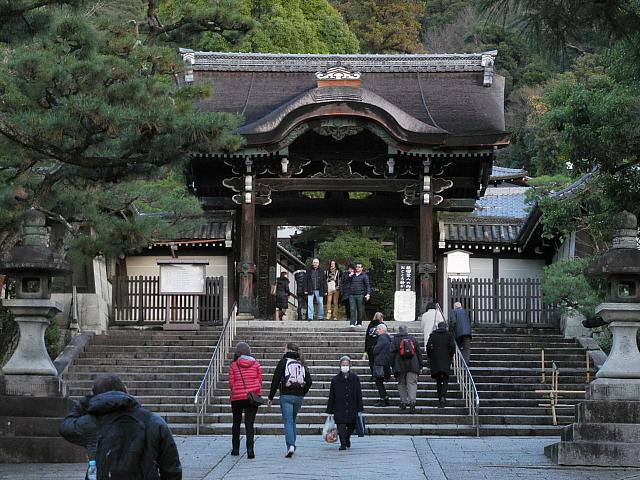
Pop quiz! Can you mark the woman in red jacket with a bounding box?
[228,342,263,459]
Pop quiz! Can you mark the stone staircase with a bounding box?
[64,322,595,436]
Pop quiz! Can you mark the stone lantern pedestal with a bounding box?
[545,211,640,466]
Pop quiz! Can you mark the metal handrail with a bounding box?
[434,304,480,437]
[194,303,237,435]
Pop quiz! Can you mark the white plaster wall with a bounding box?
[470,258,493,279]
[499,259,545,279]
[125,255,228,318]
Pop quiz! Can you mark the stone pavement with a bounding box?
[1,436,639,480]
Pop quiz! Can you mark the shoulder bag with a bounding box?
[236,363,266,406]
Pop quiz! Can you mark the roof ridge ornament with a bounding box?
[316,66,361,80]
[481,50,496,87]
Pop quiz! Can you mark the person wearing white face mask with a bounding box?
[326,356,364,451]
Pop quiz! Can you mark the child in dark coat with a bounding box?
[326,356,364,450]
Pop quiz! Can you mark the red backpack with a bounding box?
[399,338,416,359]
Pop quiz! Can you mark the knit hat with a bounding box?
[339,355,351,364]
[398,325,408,335]
[235,342,251,356]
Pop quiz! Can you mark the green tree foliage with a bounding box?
[0,1,249,259]
[541,257,604,321]
[198,0,359,53]
[317,231,396,317]
[331,0,426,53]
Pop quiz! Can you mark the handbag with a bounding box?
[356,412,366,437]
[327,280,336,294]
[236,363,266,406]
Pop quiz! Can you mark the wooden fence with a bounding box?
[111,275,224,326]
[448,278,557,327]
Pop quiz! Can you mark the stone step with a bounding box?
[545,441,640,467]
[561,423,640,443]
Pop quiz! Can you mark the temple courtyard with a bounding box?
[1,435,639,480]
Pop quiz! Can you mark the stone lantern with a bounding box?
[545,210,640,466]
[0,209,71,396]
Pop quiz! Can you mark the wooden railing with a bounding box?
[111,275,224,326]
[448,277,557,327]
[194,303,237,434]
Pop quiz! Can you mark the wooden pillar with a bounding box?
[257,224,277,318]
[419,200,435,312]
[238,194,256,318]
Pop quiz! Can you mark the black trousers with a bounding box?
[231,400,259,449]
[338,423,355,447]
[375,377,387,399]
[297,294,307,320]
[433,373,450,399]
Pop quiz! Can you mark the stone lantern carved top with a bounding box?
[586,210,640,277]
[0,209,70,275]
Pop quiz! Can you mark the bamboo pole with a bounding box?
[541,349,545,383]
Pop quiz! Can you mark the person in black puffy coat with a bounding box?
[426,322,457,407]
[60,373,181,480]
[326,356,363,451]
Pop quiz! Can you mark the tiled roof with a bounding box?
[441,217,523,244]
[153,215,233,247]
[490,166,528,180]
[472,187,531,219]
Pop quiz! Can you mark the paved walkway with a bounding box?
[1,436,638,480]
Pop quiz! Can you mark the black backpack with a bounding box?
[399,337,416,359]
[96,410,147,480]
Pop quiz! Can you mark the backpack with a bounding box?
[399,337,416,359]
[96,410,147,480]
[283,358,306,388]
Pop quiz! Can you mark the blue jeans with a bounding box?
[349,294,365,325]
[280,394,304,448]
[307,290,323,320]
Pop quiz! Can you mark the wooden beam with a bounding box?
[260,178,415,192]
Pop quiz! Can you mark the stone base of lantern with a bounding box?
[545,384,640,466]
[0,374,62,397]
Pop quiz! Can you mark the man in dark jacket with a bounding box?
[372,323,392,406]
[426,322,457,407]
[303,258,327,321]
[293,269,307,320]
[364,312,384,380]
[60,373,181,480]
[390,324,424,413]
[340,265,354,320]
[348,263,370,327]
[448,301,472,364]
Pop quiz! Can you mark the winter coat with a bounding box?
[294,270,306,296]
[229,356,263,402]
[364,319,382,355]
[390,333,424,375]
[426,327,456,377]
[268,351,313,399]
[59,391,182,480]
[275,277,291,309]
[340,272,353,299]
[348,272,370,296]
[372,332,392,367]
[326,372,363,424]
[449,308,472,339]
[303,267,327,295]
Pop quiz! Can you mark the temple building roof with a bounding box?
[183,51,509,149]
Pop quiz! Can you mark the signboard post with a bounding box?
[394,260,418,322]
[157,259,209,331]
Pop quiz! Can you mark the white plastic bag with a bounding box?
[322,414,338,443]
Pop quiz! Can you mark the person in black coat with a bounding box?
[448,301,472,364]
[372,323,392,406]
[364,312,384,379]
[293,269,307,320]
[340,265,354,320]
[326,355,364,451]
[274,271,293,321]
[426,322,457,407]
[303,258,327,321]
[60,374,182,480]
